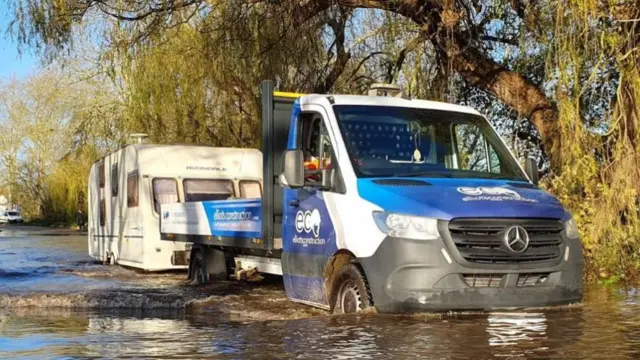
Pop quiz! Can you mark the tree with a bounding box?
[0,65,123,222]
[4,0,566,168]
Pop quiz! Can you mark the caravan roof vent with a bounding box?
[368,83,407,98]
[130,133,149,144]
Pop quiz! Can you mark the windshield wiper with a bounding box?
[475,172,521,181]
[392,172,453,178]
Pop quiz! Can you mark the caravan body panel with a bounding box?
[88,144,263,271]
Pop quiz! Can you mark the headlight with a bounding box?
[564,217,579,239]
[373,212,440,240]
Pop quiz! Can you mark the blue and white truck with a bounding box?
[159,81,584,314]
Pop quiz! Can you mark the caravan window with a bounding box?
[99,199,105,226]
[183,179,234,202]
[111,164,118,197]
[127,172,138,208]
[98,163,105,188]
[153,178,179,214]
[239,181,262,199]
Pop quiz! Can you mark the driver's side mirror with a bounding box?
[281,149,304,188]
[524,157,539,185]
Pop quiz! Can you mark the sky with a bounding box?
[0,9,38,80]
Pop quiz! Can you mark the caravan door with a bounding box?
[121,170,143,262]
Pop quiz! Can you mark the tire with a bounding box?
[104,252,115,265]
[331,263,372,314]
[190,250,209,285]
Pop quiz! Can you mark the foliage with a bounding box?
[0,66,123,224]
[540,0,640,283]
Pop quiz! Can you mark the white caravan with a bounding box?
[88,144,263,271]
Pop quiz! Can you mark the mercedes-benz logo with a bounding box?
[504,226,530,253]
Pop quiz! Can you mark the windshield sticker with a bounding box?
[457,187,538,203]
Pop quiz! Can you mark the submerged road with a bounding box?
[0,225,639,359]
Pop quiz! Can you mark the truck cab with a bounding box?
[161,81,583,314]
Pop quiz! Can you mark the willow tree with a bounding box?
[0,66,123,222]
[4,0,570,167]
[114,3,352,147]
[540,1,640,282]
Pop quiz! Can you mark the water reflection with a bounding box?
[1,227,640,359]
[1,291,640,359]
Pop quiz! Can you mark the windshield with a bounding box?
[7,212,18,216]
[333,105,527,181]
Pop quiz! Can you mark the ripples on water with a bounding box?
[0,227,639,359]
[1,299,639,360]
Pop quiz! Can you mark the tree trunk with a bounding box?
[437,34,561,169]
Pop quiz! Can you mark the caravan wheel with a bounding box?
[190,250,209,285]
[104,252,115,266]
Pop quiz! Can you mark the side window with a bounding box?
[454,124,489,172]
[153,178,179,214]
[488,145,501,174]
[239,181,262,199]
[111,164,118,197]
[99,199,105,226]
[183,179,234,202]
[127,171,138,208]
[299,113,335,183]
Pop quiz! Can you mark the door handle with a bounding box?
[288,199,300,207]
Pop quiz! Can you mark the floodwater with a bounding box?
[1,226,639,359]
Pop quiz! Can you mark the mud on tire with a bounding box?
[331,263,372,314]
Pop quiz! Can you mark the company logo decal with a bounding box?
[164,209,199,226]
[211,208,259,232]
[293,209,326,246]
[503,225,530,253]
[456,187,538,203]
[186,165,227,171]
[214,209,253,221]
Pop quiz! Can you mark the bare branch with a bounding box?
[482,35,520,46]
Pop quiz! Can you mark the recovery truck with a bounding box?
[159,81,584,314]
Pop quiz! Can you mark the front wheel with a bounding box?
[331,263,372,314]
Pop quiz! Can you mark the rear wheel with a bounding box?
[332,263,372,314]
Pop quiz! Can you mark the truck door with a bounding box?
[282,109,339,307]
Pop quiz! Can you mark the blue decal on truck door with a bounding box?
[281,101,338,307]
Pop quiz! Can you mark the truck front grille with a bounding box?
[448,219,564,264]
[463,274,504,287]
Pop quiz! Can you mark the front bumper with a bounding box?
[358,235,584,313]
